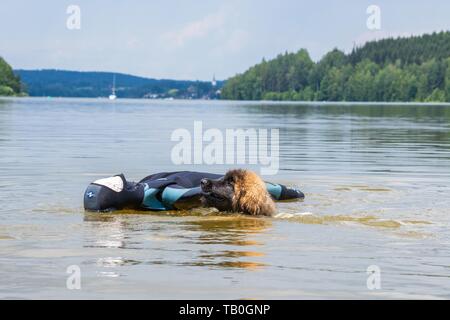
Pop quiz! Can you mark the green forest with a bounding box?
[221,31,450,102]
[0,56,24,96]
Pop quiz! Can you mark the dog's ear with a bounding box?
[239,192,276,216]
[259,195,277,216]
[232,170,276,216]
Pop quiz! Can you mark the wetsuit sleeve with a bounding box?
[166,187,203,210]
[265,182,305,200]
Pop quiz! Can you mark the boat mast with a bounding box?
[112,74,116,95]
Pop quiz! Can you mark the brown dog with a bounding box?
[200,169,276,216]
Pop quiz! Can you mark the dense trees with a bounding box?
[348,31,450,66]
[446,58,450,101]
[0,57,23,96]
[221,31,450,102]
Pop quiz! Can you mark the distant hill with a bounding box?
[0,57,24,96]
[15,69,223,99]
[221,31,450,102]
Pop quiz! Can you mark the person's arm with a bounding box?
[265,182,305,200]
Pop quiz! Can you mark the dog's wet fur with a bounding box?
[200,169,276,216]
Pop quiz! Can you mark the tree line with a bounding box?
[221,31,450,102]
[0,57,24,96]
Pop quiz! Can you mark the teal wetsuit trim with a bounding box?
[265,182,282,200]
[142,184,167,210]
[142,182,285,210]
[161,187,193,209]
[142,185,198,210]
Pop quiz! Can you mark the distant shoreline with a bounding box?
[2,95,450,107]
[14,69,223,100]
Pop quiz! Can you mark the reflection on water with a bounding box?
[83,213,270,270]
[238,102,450,121]
[179,217,269,269]
[84,214,140,250]
[180,217,269,245]
[1,98,450,299]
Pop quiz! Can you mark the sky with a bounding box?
[1,0,449,81]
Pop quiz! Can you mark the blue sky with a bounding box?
[1,0,449,80]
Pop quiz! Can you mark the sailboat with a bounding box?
[109,74,117,100]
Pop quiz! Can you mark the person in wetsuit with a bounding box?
[84,171,304,212]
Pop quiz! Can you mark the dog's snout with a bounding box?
[201,178,211,190]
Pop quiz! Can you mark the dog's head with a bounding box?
[200,169,276,216]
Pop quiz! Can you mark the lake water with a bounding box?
[0,97,449,299]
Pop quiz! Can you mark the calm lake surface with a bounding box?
[0,97,449,299]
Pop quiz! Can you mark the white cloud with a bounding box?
[162,10,226,47]
[223,29,249,54]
